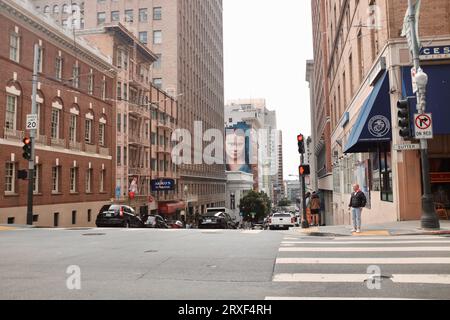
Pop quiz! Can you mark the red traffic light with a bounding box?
[297,134,304,142]
[23,137,31,145]
[299,165,311,176]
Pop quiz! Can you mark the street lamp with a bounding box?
[415,69,440,230]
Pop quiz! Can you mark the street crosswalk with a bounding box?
[267,234,450,300]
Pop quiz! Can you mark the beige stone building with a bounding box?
[311,0,450,225]
[32,0,226,220]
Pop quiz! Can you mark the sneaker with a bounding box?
[356,229,361,233]
[351,228,357,233]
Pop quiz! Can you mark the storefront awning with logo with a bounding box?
[344,72,392,154]
[402,64,450,135]
[158,201,186,215]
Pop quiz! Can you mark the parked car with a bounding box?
[145,215,170,229]
[268,213,296,230]
[96,205,144,228]
[198,212,234,229]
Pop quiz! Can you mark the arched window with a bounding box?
[62,4,69,14]
[53,5,59,14]
[4,81,22,133]
[69,104,80,144]
[44,5,50,14]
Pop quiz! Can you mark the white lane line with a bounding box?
[265,297,423,301]
[281,240,450,245]
[279,247,450,252]
[276,258,450,264]
[333,236,441,241]
[272,273,450,285]
[241,230,263,234]
[273,273,370,283]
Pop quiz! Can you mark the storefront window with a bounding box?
[370,152,381,192]
[380,150,393,202]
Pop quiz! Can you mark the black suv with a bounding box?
[96,205,144,228]
[198,212,235,229]
[144,215,170,229]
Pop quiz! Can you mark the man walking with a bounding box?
[349,184,367,233]
[310,192,321,227]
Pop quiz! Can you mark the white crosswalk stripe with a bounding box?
[268,235,450,300]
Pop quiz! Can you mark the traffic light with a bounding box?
[297,134,305,154]
[22,137,32,161]
[299,164,311,176]
[397,98,412,139]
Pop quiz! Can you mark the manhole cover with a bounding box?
[82,233,106,236]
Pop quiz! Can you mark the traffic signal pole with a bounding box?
[26,44,40,225]
[406,0,440,229]
[300,153,309,229]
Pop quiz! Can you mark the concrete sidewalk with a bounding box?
[294,220,450,237]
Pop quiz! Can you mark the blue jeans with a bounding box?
[351,208,362,229]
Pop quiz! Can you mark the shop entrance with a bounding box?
[429,135,450,220]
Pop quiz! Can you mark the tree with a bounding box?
[239,190,272,222]
[278,198,292,207]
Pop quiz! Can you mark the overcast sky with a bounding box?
[223,0,314,181]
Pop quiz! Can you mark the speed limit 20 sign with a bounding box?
[414,113,433,140]
[26,114,38,130]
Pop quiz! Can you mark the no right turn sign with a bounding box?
[414,113,433,139]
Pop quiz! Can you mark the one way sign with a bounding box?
[415,113,433,140]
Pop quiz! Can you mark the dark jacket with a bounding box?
[349,191,367,208]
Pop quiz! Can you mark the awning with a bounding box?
[402,64,450,135]
[344,72,392,154]
[158,201,186,215]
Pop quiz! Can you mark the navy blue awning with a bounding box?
[402,64,450,135]
[344,72,392,154]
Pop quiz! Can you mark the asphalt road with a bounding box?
[0,227,450,300]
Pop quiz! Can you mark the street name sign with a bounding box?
[394,144,421,151]
[414,113,433,140]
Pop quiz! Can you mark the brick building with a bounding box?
[310,0,450,225]
[0,0,116,227]
[31,0,226,222]
[78,24,183,219]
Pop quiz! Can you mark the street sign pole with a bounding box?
[26,44,40,226]
[300,153,309,229]
[405,0,440,229]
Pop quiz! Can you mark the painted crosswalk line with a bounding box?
[273,273,450,285]
[281,240,450,245]
[279,246,450,252]
[265,297,422,300]
[275,257,450,264]
[241,230,263,234]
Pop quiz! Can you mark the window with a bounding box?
[125,10,133,22]
[72,64,80,88]
[86,169,92,193]
[380,151,393,202]
[101,79,106,100]
[33,165,40,194]
[53,5,59,14]
[117,113,121,133]
[44,5,50,14]
[9,33,20,62]
[88,71,94,95]
[70,168,78,193]
[62,19,68,28]
[139,8,148,22]
[153,30,162,44]
[72,211,77,225]
[52,166,60,193]
[151,159,157,170]
[139,32,148,44]
[8,217,15,224]
[51,108,60,139]
[99,123,105,146]
[54,213,59,227]
[55,57,63,80]
[123,114,127,133]
[5,162,15,193]
[36,102,41,133]
[123,83,128,101]
[117,146,122,166]
[153,54,162,69]
[117,81,122,100]
[97,12,106,25]
[111,11,119,22]
[123,147,127,166]
[63,4,69,13]
[5,95,17,130]
[153,78,162,89]
[37,46,44,73]
[85,119,92,143]
[153,7,162,20]
[151,132,157,145]
[69,114,77,142]
[100,170,105,192]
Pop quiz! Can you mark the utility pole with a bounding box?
[406,0,440,229]
[26,44,40,225]
[299,153,309,229]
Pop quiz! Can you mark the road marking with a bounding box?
[241,230,262,234]
[276,258,450,265]
[281,240,450,245]
[333,236,441,241]
[279,247,450,252]
[272,273,450,285]
[265,297,422,301]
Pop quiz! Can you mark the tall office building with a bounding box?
[31,0,226,219]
